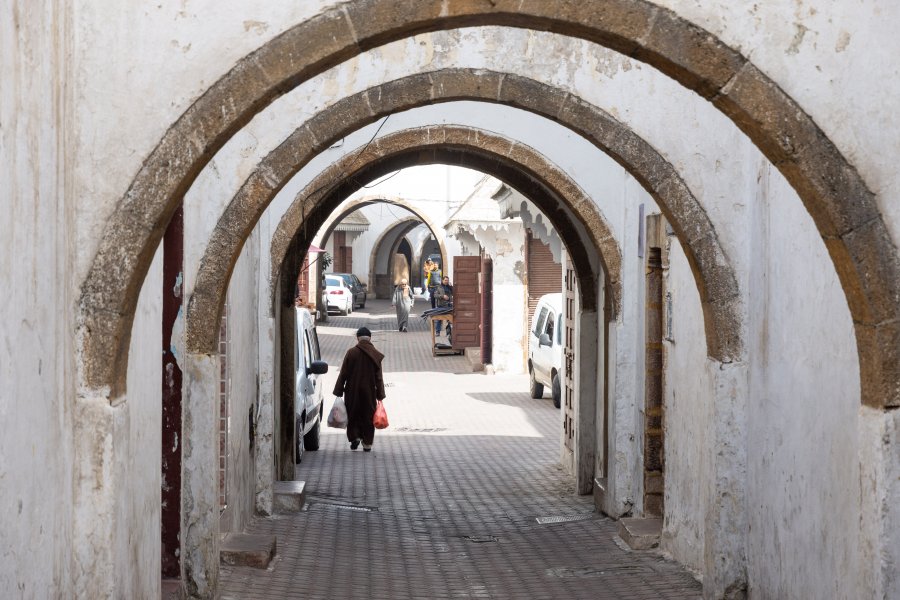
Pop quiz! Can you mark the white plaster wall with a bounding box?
[220,227,261,533]
[744,161,862,598]
[651,0,900,245]
[458,223,528,374]
[118,246,163,597]
[661,239,713,574]
[0,2,74,595]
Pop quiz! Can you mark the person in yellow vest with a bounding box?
[423,259,435,293]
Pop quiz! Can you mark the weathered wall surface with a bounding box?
[219,228,260,533]
[119,248,164,597]
[0,2,74,595]
[661,240,713,574]
[744,161,863,598]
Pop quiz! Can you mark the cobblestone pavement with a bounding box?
[220,300,701,599]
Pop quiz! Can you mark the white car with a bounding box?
[528,293,563,408]
[295,307,328,462]
[324,275,353,315]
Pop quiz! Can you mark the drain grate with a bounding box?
[546,565,654,578]
[394,426,448,433]
[535,514,595,525]
[461,535,499,543]
[308,498,377,513]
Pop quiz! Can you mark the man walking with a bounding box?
[332,327,386,452]
[392,278,414,332]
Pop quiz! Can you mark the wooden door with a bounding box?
[563,257,576,452]
[452,255,482,351]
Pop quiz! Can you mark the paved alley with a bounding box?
[219,300,701,599]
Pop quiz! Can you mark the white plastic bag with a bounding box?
[327,395,348,429]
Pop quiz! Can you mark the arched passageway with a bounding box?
[78,1,896,411]
[191,73,745,362]
[63,6,899,600]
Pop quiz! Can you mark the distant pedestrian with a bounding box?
[423,258,435,294]
[332,327,386,452]
[392,278,414,332]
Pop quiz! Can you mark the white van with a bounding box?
[527,293,563,408]
[295,307,328,462]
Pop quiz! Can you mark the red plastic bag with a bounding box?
[373,400,389,429]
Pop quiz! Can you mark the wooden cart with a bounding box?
[429,313,462,356]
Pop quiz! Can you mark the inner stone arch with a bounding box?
[185,72,737,365]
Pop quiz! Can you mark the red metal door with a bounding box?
[452,256,482,351]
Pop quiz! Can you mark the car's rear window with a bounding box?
[325,277,341,286]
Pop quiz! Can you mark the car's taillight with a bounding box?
[328,290,345,295]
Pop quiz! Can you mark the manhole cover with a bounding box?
[535,514,595,525]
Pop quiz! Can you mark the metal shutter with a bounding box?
[526,231,562,329]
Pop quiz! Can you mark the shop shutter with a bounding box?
[526,231,562,329]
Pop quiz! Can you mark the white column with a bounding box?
[702,360,749,599]
[182,352,221,599]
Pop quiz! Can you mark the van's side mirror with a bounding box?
[307,360,329,375]
[539,333,552,347]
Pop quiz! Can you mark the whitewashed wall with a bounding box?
[118,248,164,597]
[1,3,75,596]
[744,160,862,597]
[220,228,261,533]
[662,238,714,574]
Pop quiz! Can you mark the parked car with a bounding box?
[295,307,328,462]
[327,272,367,308]
[324,275,354,315]
[528,293,563,408]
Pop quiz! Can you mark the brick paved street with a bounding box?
[220,300,701,599]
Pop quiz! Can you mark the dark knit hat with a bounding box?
[356,326,372,338]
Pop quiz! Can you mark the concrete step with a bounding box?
[273,480,306,513]
[464,347,484,371]
[161,578,181,599]
[219,533,276,569]
[617,517,662,550]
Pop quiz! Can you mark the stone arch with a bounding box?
[294,197,447,298]
[375,220,419,296]
[268,125,616,330]
[187,72,726,359]
[79,2,899,408]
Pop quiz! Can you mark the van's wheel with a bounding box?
[552,373,561,409]
[529,367,544,399]
[303,417,321,451]
[295,416,305,463]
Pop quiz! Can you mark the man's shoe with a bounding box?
[350,439,360,450]
[362,444,372,452]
